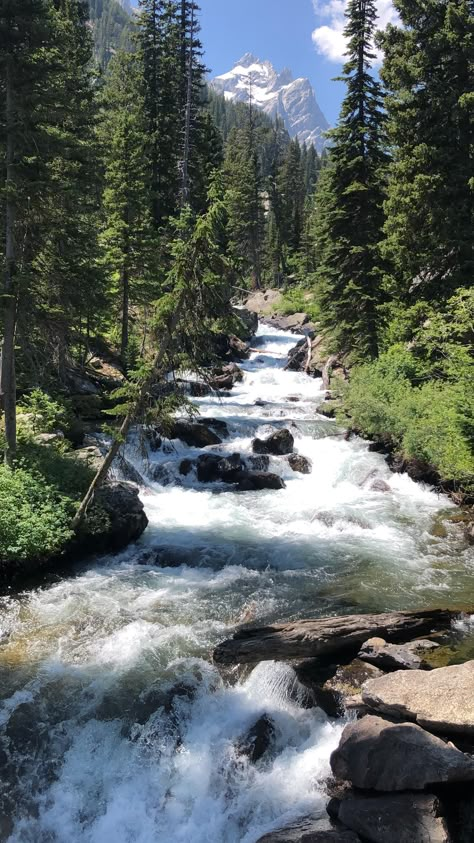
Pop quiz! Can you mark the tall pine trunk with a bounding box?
[1,54,17,467]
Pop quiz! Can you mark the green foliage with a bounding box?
[18,389,71,434]
[345,291,474,490]
[276,288,320,322]
[0,441,95,564]
[312,0,387,361]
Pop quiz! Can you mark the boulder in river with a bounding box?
[88,481,148,551]
[256,818,361,843]
[252,429,294,456]
[170,419,222,448]
[198,417,229,438]
[237,471,286,491]
[236,714,275,763]
[330,715,474,791]
[288,453,312,474]
[358,637,437,671]
[333,793,449,843]
[362,660,474,737]
[196,454,222,483]
[296,658,384,717]
[246,454,270,472]
[232,305,259,339]
[209,362,243,390]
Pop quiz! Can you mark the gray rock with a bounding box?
[335,793,449,843]
[236,714,275,763]
[358,637,437,671]
[218,453,245,483]
[170,419,222,448]
[198,417,229,438]
[237,471,286,491]
[256,817,360,843]
[331,715,474,791]
[179,458,193,476]
[362,660,474,736]
[369,478,391,493]
[232,305,259,338]
[34,432,64,446]
[246,454,270,472]
[196,454,222,483]
[288,453,312,474]
[92,481,148,550]
[253,429,294,456]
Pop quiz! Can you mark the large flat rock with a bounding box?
[256,817,360,843]
[330,715,474,791]
[362,660,474,736]
[335,793,449,843]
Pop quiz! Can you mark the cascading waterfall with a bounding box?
[0,324,473,843]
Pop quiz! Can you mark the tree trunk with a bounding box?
[180,2,193,206]
[120,259,129,363]
[213,609,457,666]
[1,54,18,467]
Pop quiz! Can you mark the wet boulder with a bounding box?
[331,715,474,791]
[170,419,222,448]
[90,481,148,550]
[252,429,294,456]
[256,819,360,842]
[246,454,270,472]
[196,454,222,483]
[236,714,275,763]
[198,417,229,438]
[369,478,391,493]
[229,334,250,360]
[209,362,244,390]
[358,637,437,672]
[187,380,212,397]
[237,471,286,491]
[179,458,194,476]
[288,453,312,474]
[218,453,245,483]
[332,793,449,843]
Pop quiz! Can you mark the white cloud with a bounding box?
[312,0,399,64]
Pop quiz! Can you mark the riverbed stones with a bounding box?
[209,362,243,390]
[288,453,312,474]
[330,715,474,791]
[333,793,449,843]
[246,454,270,472]
[252,429,294,456]
[358,637,437,671]
[362,660,474,736]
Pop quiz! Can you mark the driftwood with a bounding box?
[322,354,339,390]
[213,609,456,666]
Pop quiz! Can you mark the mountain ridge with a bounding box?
[210,54,329,152]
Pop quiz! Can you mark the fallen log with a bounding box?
[213,609,456,666]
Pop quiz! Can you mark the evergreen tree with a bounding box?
[380,0,473,301]
[99,50,157,363]
[313,0,387,360]
[0,0,55,464]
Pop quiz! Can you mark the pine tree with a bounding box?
[380,0,473,301]
[313,0,387,360]
[99,50,157,364]
[0,0,56,464]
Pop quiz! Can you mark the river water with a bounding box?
[0,325,473,842]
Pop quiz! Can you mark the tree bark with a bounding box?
[213,609,456,665]
[1,54,18,467]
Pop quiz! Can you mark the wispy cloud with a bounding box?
[311,0,399,64]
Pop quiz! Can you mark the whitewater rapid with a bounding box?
[0,324,473,842]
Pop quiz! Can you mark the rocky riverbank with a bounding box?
[214,610,474,843]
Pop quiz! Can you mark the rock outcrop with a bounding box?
[362,660,474,736]
[357,637,437,672]
[236,714,275,763]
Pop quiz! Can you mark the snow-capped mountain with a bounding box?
[211,53,329,152]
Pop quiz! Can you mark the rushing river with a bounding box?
[1,325,473,842]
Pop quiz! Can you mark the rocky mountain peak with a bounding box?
[211,56,329,152]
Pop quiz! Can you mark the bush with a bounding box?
[277,288,320,322]
[345,345,474,489]
[0,466,75,563]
